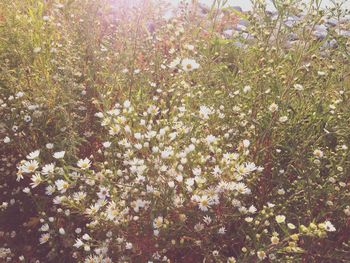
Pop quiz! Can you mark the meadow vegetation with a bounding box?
[0,0,350,262]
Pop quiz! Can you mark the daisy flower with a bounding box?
[22,160,39,173]
[181,58,200,72]
[39,233,50,244]
[198,195,212,211]
[42,163,55,175]
[26,150,40,159]
[55,179,69,193]
[74,238,84,248]
[313,149,324,158]
[257,250,267,260]
[53,151,65,159]
[45,185,55,195]
[153,216,164,229]
[77,158,91,170]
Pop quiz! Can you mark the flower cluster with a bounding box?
[16,100,265,261]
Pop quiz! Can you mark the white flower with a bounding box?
[243,85,251,93]
[102,141,111,148]
[24,115,31,122]
[205,135,217,144]
[168,57,181,69]
[203,215,212,225]
[123,100,131,108]
[185,44,195,51]
[243,216,253,222]
[248,205,257,214]
[53,196,64,205]
[82,234,91,240]
[40,224,49,232]
[269,103,279,113]
[294,84,304,91]
[55,179,69,193]
[74,238,84,248]
[153,216,164,229]
[235,182,251,195]
[271,236,279,244]
[53,151,65,159]
[161,148,173,159]
[244,162,257,173]
[257,251,266,260]
[3,136,10,143]
[109,124,121,136]
[95,112,104,118]
[242,139,250,148]
[198,195,212,211]
[185,178,195,187]
[42,163,55,175]
[97,186,109,200]
[125,242,133,250]
[277,188,285,195]
[131,199,149,212]
[45,185,55,195]
[39,233,50,244]
[85,203,101,215]
[73,191,87,202]
[211,166,222,178]
[181,58,200,72]
[16,91,24,98]
[324,220,336,232]
[59,228,65,235]
[287,223,296,229]
[218,227,226,234]
[275,215,286,224]
[22,187,30,194]
[46,143,54,149]
[313,149,324,158]
[77,158,91,170]
[147,105,159,115]
[30,173,43,188]
[279,116,288,123]
[22,160,39,173]
[199,105,213,119]
[26,150,40,159]
[193,167,202,176]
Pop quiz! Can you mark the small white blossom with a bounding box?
[39,233,50,244]
[275,215,286,224]
[26,150,40,160]
[77,158,91,170]
[181,58,200,72]
[324,221,336,232]
[53,151,65,159]
[269,103,279,113]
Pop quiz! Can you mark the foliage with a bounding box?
[1,0,350,262]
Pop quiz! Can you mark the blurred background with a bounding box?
[168,0,350,11]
